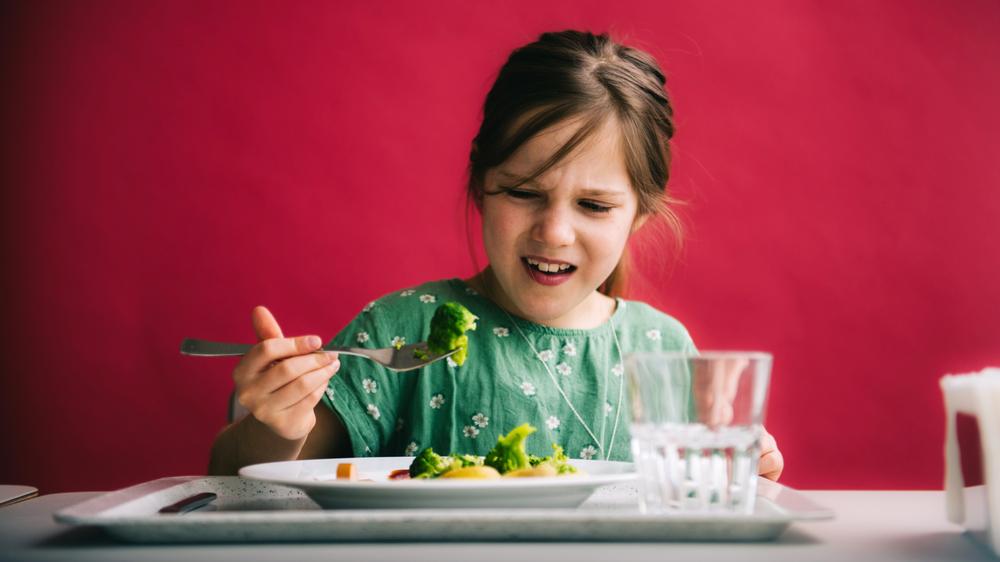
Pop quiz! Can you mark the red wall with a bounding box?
[2,0,998,493]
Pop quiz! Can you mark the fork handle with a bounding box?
[180,339,253,356]
[180,338,360,357]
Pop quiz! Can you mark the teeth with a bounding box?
[525,258,573,273]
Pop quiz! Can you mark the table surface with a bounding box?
[0,490,996,562]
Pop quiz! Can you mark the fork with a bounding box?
[179,338,457,372]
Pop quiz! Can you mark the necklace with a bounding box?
[479,273,626,460]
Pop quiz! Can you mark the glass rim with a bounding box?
[626,350,773,361]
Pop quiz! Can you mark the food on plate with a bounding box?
[438,466,501,479]
[484,422,536,473]
[406,423,579,480]
[388,468,411,480]
[336,463,357,480]
[407,448,476,479]
[502,463,558,478]
[414,302,478,366]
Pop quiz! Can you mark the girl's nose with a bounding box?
[531,205,576,247]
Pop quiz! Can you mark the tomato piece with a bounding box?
[388,468,411,480]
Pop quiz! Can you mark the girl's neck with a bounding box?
[464,268,617,330]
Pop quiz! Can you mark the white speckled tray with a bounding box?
[54,476,832,543]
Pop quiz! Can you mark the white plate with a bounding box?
[238,457,635,509]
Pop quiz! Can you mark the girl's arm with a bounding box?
[207,404,351,475]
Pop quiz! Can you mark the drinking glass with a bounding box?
[625,351,772,515]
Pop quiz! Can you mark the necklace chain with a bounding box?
[477,272,626,460]
[500,306,626,461]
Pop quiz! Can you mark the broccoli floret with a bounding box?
[449,453,482,468]
[423,302,478,366]
[409,447,453,479]
[484,423,536,474]
[539,444,578,475]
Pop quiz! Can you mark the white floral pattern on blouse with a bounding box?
[400,289,416,297]
[419,294,436,303]
[603,402,613,416]
[562,342,577,356]
[366,404,381,420]
[390,336,406,348]
[545,416,561,430]
[520,381,536,397]
[472,413,489,428]
[405,441,419,456]
[555,362,572,377]
[429,393,445,409]
[579,445,598,460]
[537,349,555,362]
[356,331,370,344]
[611,363,624,377]
[463,425,480,438]
[362,301,376,313]
[645,329,662,341]
[324,387,335,401]
[492,327,510,337]
[446,357,458,369]
[362,378,377,394]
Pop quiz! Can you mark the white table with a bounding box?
[0,490,994,562]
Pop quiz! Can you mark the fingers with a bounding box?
[267,359,340,412]
[252,305,284,341]
[692,359,745,428]
[721,358,746,402]
[259,352,339,394]
[241,334,326,374]
[758,429,784,481]
[759,449,784,481]
[238,357,339,425]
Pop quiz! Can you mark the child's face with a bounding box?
[481,118,640,326]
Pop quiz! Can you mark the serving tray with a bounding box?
[54,476,833,543]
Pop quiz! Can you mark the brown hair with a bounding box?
[467,30,682,298]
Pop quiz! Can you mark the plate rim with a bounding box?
[237,456,637,491]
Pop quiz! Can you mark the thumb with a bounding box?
[251,305,284,342]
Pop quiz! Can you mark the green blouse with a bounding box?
[321,278,695,462]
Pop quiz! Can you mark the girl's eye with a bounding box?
[503,188,538,200]
[580,200,612,213]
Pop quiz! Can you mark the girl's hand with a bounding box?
[759,428,784,481]
[232,306,340,441]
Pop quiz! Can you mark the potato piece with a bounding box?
[438,465,502,479]
[336,463,357,480]
[502,463,558,478]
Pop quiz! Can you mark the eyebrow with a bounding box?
[496,171,627,200]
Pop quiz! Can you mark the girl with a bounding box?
[208,30,784,480]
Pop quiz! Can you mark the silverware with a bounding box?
[180,338,457,372]
[159,492,217,514]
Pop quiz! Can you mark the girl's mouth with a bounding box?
[522,257,576,286]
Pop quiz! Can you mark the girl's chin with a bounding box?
[512,292,590,324]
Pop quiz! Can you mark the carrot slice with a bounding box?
[336,463,357,480]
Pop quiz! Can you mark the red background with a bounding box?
[2,0,998,493]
